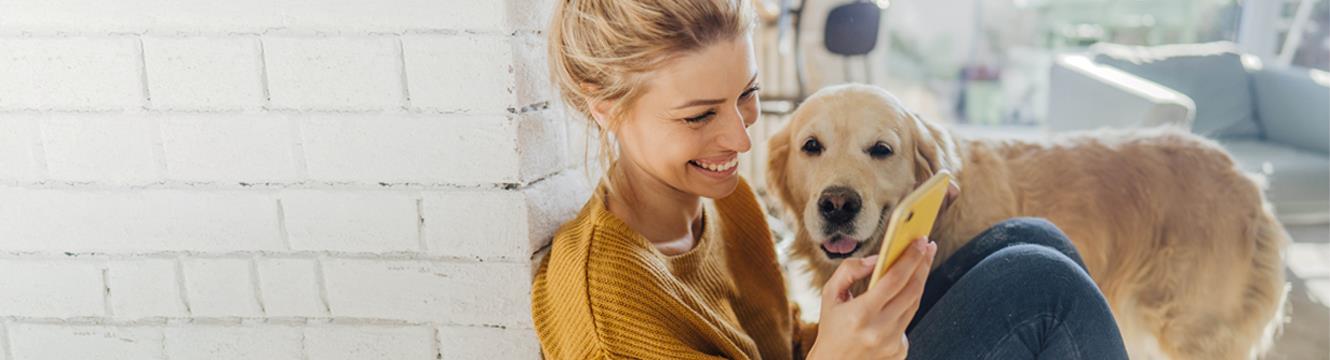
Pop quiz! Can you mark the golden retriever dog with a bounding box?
[765,84,1289,359]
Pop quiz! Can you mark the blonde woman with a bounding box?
[531,1,1129,359]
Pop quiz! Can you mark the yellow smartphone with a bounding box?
[868,170,953,289]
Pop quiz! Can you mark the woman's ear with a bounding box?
[765,123,797,213]
[586,99,613,130]
[909,112,960,185]
[581,83,612,130]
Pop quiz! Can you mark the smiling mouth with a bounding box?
[688,158,738,173]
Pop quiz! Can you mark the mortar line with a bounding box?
[397,36,412,111]
[174,257,193,315]
[432,325,442,360]
[257,36,272,109]
[312,257,332,316]
[250,257,268,316]
[300,327,310,360]
[277,199,292,251]
[137,36,153,109]
[2,319,13,360]
[417,198,428,253]
[102,266,114,317]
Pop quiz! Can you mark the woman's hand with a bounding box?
[807,236,938,360]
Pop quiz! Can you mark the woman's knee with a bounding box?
[983,218,1066,245]
[978,244,1101,302]
[972,218,1084,267]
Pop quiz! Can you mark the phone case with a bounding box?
[868,170,953,289]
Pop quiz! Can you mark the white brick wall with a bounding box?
[0,0,590,358]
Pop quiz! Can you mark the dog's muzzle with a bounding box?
[818,186,862,226]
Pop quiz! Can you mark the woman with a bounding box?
[530,1,1130,359]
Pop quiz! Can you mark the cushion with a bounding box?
[1250,66,1330,154]
[1222,139,1330,220]
[1093,42,1262,139]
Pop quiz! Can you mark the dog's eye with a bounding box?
[868,142,893,159]
[801,137,823,155]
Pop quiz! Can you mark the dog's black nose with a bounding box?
[818,186,862,225]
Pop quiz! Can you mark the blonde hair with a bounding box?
[548,0,756,173]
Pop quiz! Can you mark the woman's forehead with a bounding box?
[642,38,757,102]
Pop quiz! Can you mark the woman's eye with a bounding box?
[801,137,823,155]
[740,86,761,100]
[684,111,716,123]
[868,142,893,159]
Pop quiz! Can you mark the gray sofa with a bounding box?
[1049,42,1330,224]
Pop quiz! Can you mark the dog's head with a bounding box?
[767,84,959,268]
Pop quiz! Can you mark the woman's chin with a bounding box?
[689,177,740,199]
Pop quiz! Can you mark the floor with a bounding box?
[1272,223,1330,360]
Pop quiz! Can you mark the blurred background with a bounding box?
[742,0,1329,358]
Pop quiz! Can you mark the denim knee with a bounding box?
[970,217,1085,269]
[978,218,1066,247]
[980,244,1101,307]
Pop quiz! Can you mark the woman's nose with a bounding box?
[717,108,752,153]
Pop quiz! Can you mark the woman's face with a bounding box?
[611,36,760,199]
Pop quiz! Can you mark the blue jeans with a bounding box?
[905,218,1128,359]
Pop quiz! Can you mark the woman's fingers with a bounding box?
[858,237,931,308]
[821,255,879,304]
[882,241,937,327]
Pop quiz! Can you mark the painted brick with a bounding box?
[255,258,328,317]
[0,37,143,110]
[321,259,532,326]
[40,114,159,184]
[0,188,283,253]
[143,36,265,111]
[161,114,300,182]
[280,191,419,252]
[438,326,541,359]
[264,37,404,111]
[299,114,519,184]
[0,0,510,33]
[164,325,302,360]
[517,109,569,182]
[7,324,164,360]
[402,34,514,113]
[0,323,8,360]
[0,116,43,182]
[423,190,528,259]
[180,258,262,317]
[107,259,187,318]
[0,260,104,318]
[521,170,591,254]
[304,326,435,360]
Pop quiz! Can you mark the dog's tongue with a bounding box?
[822,236,858,254]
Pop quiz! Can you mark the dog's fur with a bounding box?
[765,84,1289,359]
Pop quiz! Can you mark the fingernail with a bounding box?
[862,255,879,264]
[914,237,928,252]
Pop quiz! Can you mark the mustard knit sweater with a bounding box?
[531,178,817,359]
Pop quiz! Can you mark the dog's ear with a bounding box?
[765,123,797,213]
[909,112,961,185]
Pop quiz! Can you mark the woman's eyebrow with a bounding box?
[670,73,759,110]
